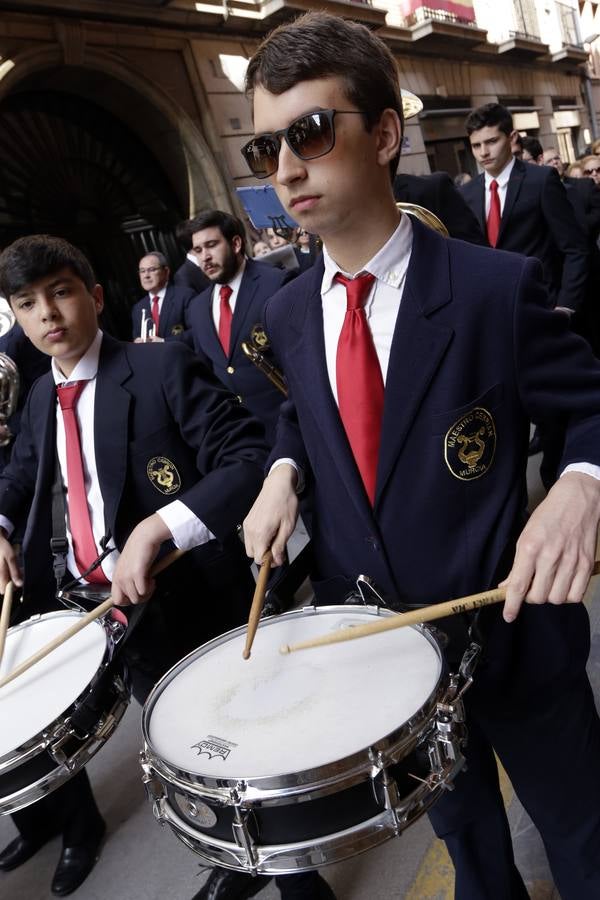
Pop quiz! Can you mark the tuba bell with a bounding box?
[0,353,19,447]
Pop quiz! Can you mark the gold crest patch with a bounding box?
[250,323,269,349]
[171,324,184,336]
[444,407,496,481]
[147,457,181,495]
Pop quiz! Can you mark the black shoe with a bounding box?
[51,821,106,896]
[0,835,46,871]
[276,872,337,900]
[192,867,272,900]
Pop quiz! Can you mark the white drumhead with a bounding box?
[0,611,107,756]
[147,609,442,779]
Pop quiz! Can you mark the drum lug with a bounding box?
[368,748,402,832]
[48,725,87,767]
[140,753,166,807]
[230,786,258,872]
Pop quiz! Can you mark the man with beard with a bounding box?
[188,210,289,445]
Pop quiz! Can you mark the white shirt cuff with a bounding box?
[269,458,305,494]
[156,500,216,551]
[0,515,14,539]
[561,463,600,481]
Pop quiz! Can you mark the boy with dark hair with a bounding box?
[0,234,266,896]
[464,101,514,137]
[243,11,600,900]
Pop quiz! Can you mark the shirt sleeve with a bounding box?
[156,500,216,551]
[561,463,600,481]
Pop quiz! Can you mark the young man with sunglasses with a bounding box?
[242,12,600,900]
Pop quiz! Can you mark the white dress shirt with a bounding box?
[211,261,246,333]
[484,156,515,217]
[0,330,215,583]
[149,284,167,316]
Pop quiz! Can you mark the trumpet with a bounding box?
[0,353,19,447]
[241,342,288,397]
[397,201,449,237]
[140,308,156,341]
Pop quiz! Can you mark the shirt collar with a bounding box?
[149,285,167,302]
[484,155,515,190]
[322,213,413,294]
[52,329,103,386]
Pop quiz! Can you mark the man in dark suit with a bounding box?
[131,250,197,344]
[461,103,588,312]
[188,209,289,445]
[173,218,211,294]
[393,171,485,244]
[0,235,266,896]
[543,146,600,241]
[242,12,600,900]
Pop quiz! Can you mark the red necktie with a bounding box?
[151,295,160,334]
[487,179,501,247]
[218,285,233,356]
[335,272,383,505]
[56,381,109,584]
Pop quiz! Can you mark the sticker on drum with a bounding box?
[0,611,107,757]
[145,607,442,780]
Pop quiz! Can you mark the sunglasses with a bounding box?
[241,109,366,179]
[584,167,600,176]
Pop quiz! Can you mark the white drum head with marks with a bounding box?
[0,611,107,756]
[146,609,442,780]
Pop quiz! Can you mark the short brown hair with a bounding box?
[0,235,96,302]
[245,12,403,180]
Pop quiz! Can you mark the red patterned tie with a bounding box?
[487,179,501,247]
[56,381,109,584]
[218,285,233,355]
[335,272,383,505]
[151,295,160,334]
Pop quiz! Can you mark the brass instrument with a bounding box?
[397,201,449,237]
[401,89,424,121]
[241,342,288,397]
[0,353,19,447]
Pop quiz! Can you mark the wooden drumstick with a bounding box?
[280,560,600,655]
[0,548,185,690]
[0,581,14,667]
[243,549,273,660]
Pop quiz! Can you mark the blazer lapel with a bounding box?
[229,262,261,357]
[94,337,132,536]
[198,287,223,362]
[498,161,525,244]
[158,286,175,338]
[473,174,486,235]
[375,219,454,505]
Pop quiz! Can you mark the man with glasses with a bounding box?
[242,12,600,900]
[131,250,196,344]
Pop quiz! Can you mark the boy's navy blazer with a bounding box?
[461,159,588,310]
[265,217,600,608]
[131,283,197,345]
[189,258,289,443]
[0,335,267,604]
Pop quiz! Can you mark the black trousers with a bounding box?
[11,770,102,847]
[428,602,600,900]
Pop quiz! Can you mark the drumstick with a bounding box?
[0,548,185,690]
[0,581,14,666]
[243,549,273,660]
[280,560,600,655]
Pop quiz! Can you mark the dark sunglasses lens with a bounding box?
[288,112,334,160]
[242,137,279,178]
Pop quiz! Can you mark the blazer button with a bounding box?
[227,366,235,374]
[237,395,243,403]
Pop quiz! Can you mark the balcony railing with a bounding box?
[403,5,478,26]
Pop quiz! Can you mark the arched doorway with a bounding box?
[0,89,188,337]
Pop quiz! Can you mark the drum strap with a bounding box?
[50,452,113,592]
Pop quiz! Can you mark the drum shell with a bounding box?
[0,610,130,814]
[141,605,465,874]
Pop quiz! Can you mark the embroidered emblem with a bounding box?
[444,407,496,481]
[250,323,269,349]
[147,456,181,495]
[191,735,237,762]
[171,324,184,336]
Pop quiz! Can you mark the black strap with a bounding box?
[50,452,114,592]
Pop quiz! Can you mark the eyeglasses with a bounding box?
[138,266,164,275]
[583,167,600,176]
[241,109,366,179]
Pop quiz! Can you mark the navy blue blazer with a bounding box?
[265,217,600,608]
[0,335,267,606]
[131,283,197,345]
[461,159,588,310]
[189,258,289,444]
[394,172,485,245]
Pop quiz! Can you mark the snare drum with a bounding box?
[0,608,130,814]
[141,605,467,875]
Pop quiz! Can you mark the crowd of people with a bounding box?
[2,10,600,900]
